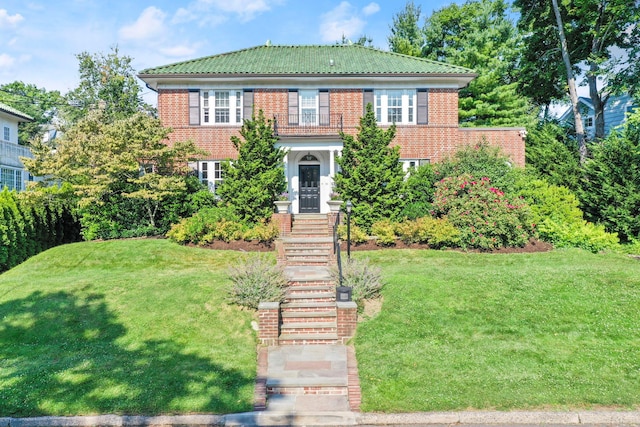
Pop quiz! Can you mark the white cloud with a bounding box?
[0,9,24,28]
[319,2,366,42]
[0,53,15,67]
[172,7,197,24]
[362,2,380,16]
[183,0,284,23]
[118,6,167,41]
[159,44,199,57]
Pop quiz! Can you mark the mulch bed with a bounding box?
[191,238,553,254]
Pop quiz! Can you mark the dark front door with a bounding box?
[299,165,320,213]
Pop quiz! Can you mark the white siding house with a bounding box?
[0,102,34,191]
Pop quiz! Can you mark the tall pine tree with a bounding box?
[216,110,287,224]
[334,104,405,231]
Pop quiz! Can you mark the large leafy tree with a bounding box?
[387,1,424,57]
[516,0,640,140]
[216,110,287,225]
[390,0,533,127]
[0,82,65,144]
[579,110,640,242]
[23,110,203,239]
[64,46,154,124]
[334,104,405,230]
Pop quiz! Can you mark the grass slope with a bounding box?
[355,249,640,412]
[0,239,259,417]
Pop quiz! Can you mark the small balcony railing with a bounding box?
[273,113,343,136]
[0,140,33,168]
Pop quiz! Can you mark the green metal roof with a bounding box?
[0,101,33,121]
[139,44,475,76]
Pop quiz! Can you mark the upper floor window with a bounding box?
[3,126,9,142]
[300,90,318,125]
[202,90,243,125]
[373,90,418,125]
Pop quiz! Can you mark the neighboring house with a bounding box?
[0,102,34,191]
[139,44,526,214]
[559,94,638,138]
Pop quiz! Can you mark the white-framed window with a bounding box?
[0,167,23,191]
[199,161,224,192]
[3,126,9,142]
[299,90,318,125]
[375,90,416,124]
[401,158,430,173]
[202,90,243,125]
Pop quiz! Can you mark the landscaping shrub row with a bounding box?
[0,186,81,272]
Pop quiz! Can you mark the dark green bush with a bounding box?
[0,185,80,272]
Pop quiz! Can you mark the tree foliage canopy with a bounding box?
[23,110,204,238]
[0,82,65,145]
[389,0,534,127]
[64,46,154,124]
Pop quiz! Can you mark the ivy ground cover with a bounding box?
[355,249,640,412]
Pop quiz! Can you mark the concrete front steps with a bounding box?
[280,266,338,345]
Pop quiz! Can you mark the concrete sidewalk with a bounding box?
[4,410,640,426]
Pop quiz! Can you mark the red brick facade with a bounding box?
[157,88,525,166]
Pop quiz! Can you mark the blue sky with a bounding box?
[1,0,467,104]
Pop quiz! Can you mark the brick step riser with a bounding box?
[285,261,332,266]
[281,308,336,315]
[281,316,337,324]
[284,298,335,305]
[287,281,334,287]
[285,290,335,298]
[280,327,338,335]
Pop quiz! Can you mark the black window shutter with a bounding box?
[288,90,298,125]
[188,90,200,125]
[319,90,330,126]
[243,90,254,121]
[417,89,428,125]
[363,89,374,113]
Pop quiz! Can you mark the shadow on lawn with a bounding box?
[0,290,253,417]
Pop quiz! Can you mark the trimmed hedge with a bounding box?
[0,186,81,272]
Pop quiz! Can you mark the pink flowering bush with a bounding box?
[432,174,534,250]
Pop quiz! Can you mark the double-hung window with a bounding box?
[3,126,9,142]
[300,90,318,125]
[199,161,224,192]
[201,90,243,125]
[374,90,416,125]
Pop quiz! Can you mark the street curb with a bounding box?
[2,411,640,426]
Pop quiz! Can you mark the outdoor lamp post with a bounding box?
[346,200,352,260]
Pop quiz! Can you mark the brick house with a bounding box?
[139,44,525,215]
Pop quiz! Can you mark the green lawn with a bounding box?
[354,249,640,412]
[0,239,259,417]
[2,242,639,416]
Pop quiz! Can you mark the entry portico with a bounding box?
[278,138,342,214]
